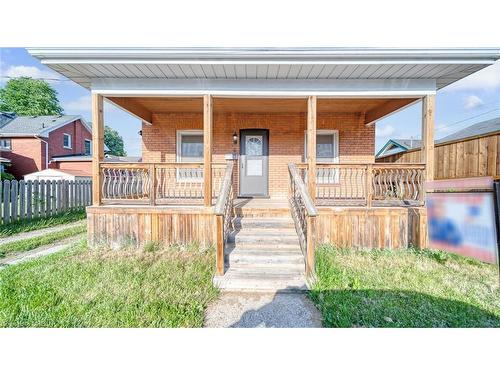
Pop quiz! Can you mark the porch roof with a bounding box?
[28,47,500,91]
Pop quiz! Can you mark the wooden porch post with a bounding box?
[91,94,104,206]
[422,95,435,183]
[203,95,213,207]
[307,96,317,201]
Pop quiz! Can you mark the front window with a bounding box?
[0,139,12,150]
[84,139,91,155]
[305,130,339,183]
[63,133,72,149]
[176,131,204,181]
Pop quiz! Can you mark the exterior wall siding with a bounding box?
[142,112,375,198]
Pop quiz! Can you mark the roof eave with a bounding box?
[27,47,500,64]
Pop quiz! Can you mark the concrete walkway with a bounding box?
[204,291,323,328]
[0,234,85,268]
[0,220,86,245]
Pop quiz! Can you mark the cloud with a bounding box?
[376,123,396,138]
[463,95,484,110]
[445,62,500,91]
[3,64,62,82]
[63,95,91,112]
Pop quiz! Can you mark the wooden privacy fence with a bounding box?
[1,179,92,225]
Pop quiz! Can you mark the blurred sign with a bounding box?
[426,177,498,264]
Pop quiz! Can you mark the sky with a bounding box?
[1,47,500,156]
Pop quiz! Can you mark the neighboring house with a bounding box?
[376,117,500,179]
[376,138,422,158]
[24,168,92,181]
[0,112,92,179]
[29,47,500,288]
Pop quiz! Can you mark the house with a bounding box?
[24,168,92,181]
[29,47,500,289]
[376,138,422,158]
[376,117,500,179]
[0,112,92,179]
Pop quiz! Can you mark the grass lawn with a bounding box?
[0,240,219,327]
[0,209,86,238]
[0,224,87,258]
[310,245,500,328]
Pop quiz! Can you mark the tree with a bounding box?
[104,126,127,156]
[0,77,63,116]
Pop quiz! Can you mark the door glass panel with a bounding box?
[246,136,263,156]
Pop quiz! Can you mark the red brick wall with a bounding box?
[142,112,375,198]
[1,138,44,179]
[49,160,92,174]
[47,120,92,159]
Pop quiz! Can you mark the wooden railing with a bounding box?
[214,161,235,275]
[288,163,318,277]
[372,164,425,203]
[100,162,227,205]
[297,162,425,207]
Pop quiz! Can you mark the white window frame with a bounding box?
[0,138,12,150]
[176,130,204,182]
[304,130,340,184]
[304,130,339,162]
[84,139,92,155]
[63,133,72,149]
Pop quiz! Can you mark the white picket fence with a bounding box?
[1,179,92,225]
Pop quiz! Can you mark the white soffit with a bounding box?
[28,48,500,91]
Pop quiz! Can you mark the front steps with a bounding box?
[213,215,307,292]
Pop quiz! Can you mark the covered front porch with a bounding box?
[91,95,431,208]
[88,94,433,276]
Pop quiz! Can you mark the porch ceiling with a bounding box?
[106,96,417,124]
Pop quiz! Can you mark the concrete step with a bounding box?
[213,269,307,292]
[233,207,292,219]
[226,244,302,253]
[227,242,301,250]
[229,261,305,272]
[231,227,297,235]
[217,214,306,292]
[228,233,300,245]
[233,217,295,230]
[227,251,304,265]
